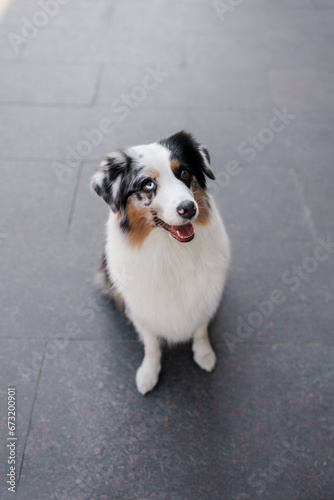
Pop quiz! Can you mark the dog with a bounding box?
[91,131,230,395]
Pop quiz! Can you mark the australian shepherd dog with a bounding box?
[91,131,230,394]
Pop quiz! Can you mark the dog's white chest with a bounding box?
[105,206,230,342]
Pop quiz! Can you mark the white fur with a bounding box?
[106,208,229,394]
[106,199,229,342]
[97,141,231,394]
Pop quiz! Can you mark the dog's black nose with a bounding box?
[177,201,197,219]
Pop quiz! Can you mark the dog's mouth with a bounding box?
[154,217,194,243]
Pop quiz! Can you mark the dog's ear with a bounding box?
[198,144,215,181]
[159,131,215,187]
[91,151,128,213]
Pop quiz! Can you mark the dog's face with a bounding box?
[92,131,215,246]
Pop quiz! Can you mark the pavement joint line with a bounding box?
[18,341,47,487]
[293,164,318,243]
[90,63,105,107]
[67,163,83,235]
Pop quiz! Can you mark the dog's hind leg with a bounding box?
[135,325,162,395]
[192,323,216,372]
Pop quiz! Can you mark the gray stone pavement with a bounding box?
[0,0,334,499]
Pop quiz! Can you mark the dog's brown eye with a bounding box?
[142,179,156,193]
[180,170,190,180]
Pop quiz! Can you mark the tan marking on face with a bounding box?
[170,158,180,174]
[146,168,160,180]
[194,184,210,226]
[127,196,154,247]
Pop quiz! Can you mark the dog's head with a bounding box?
[91,131,215,246]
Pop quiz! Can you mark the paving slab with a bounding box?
[269,69,334,113]
[0,339,44,500]
[186,32,334,71]
[18,26,110,62]
[255,113,334,170]
[213,239,334,347]
[110,108,188,154]
[209,6,334,37]
[0,228,137,342]
[104,29,186,69]
[0,105,119,159]
[297,163,334,237]
[0,25,22,59]
[187,110,334,169]
[2,0,114,28]
[314,0,334,7]
[186,109,290,168]
[0,159,134,342]
[0,62,100,105]
[112,1,223,35]
[97,64,275,111]
[212,166,314,241]
[16,341,334,500]
[0,160,78,236]
[0,106,186,160]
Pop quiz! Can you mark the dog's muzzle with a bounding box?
[154,217,195,243]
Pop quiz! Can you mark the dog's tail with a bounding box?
[93,252,125,312]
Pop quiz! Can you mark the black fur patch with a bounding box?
[99,251,113,291]
[120,212,130,234]
[159,131,214,189]
[92,151,144,213]
[176,168,193,189]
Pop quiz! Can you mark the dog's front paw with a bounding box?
[136,361,160,395]
[193,346,216,372]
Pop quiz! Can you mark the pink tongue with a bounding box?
[171,223,194,238]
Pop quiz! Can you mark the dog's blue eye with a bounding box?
[142,180,156,192]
